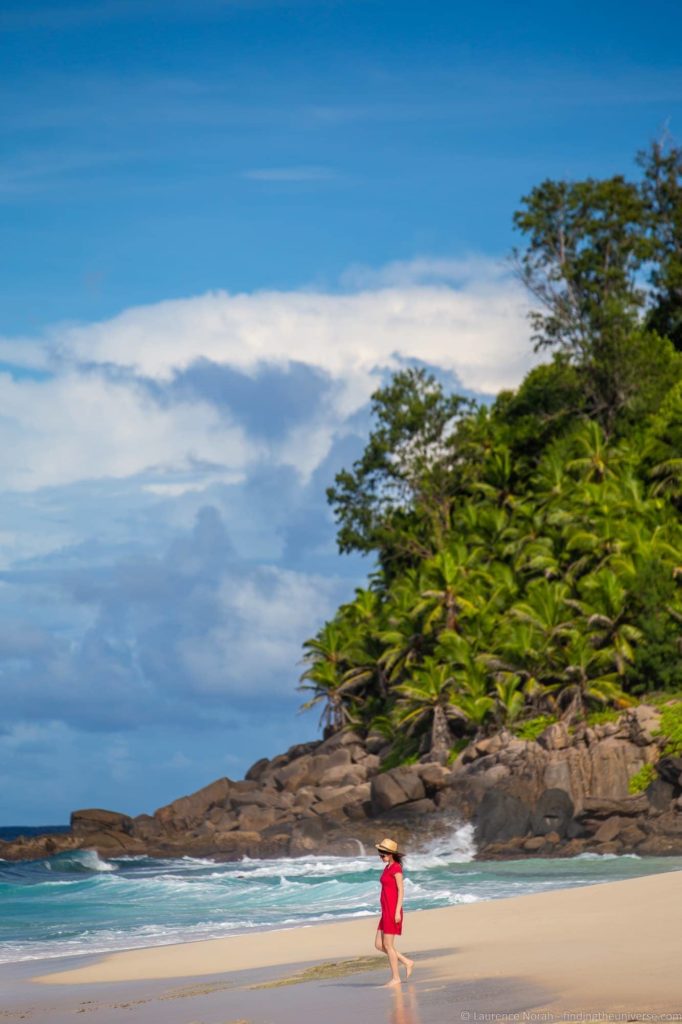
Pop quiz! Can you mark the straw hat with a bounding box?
[375,837,402,856]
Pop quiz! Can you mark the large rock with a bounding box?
[212,830,264,858]
[646,810,682,837]
[74,830,144,853]
[236,806,278,833]
[474,733,508,757]
[475,789,532,846]
[656,756,682,788]
[154,777,232,831]
[132,814,164,840]
[355,752,381,774]
[416,763,452,792]
[315,785,369,817]
[537,722,571,751]
[530,788,574,839]
[370,767,425,815]
[229,787,290,810]
[317,763,367,788]
[522,836,546,851]
[384,798,436,819]
[626,705,662,746]
[291,785,319,815]
[0,832,81,862]
[636,835,682,855]
[207,806,238,830]
[645,778,675,811]
[617,822,647,847]
[593,816,624,843]
[273,758,315,792]
[315,730,364,754]
[477,765,511,790]
[71,808,134,835]
[244,757,271,782]
[577,794,649,819]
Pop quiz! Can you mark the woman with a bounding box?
[374,837,415,986]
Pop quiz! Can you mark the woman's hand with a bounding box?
[394,910,401,924]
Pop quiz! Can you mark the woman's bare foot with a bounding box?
[382,978,402,987]
[404,958,415,980]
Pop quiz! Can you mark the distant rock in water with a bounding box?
[2,703,681,863]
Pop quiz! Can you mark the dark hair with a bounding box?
[392,852,403,866]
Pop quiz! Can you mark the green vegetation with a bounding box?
[585,707,623,727]
[628,763,657,794]
[513,715,558,741]
[251,957,386,988]
[655,702,682,757]
[300,138,682,767]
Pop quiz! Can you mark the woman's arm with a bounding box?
[395,871,404,922]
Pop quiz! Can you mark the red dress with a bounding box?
[378,860,403,935]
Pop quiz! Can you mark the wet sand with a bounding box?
[1,869,680,1023]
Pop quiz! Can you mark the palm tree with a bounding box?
[377,575,429,685]
[566,421,625,483]
[482,618,560,717]
[493,674,526,728]
[553,633,634,724]
[569,569,642,674]
[299,620,369,732]
[510,579,575,645]
[414,549,479,635]
[394,659,466,762]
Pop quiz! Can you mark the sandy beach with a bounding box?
[0,868,678,1024]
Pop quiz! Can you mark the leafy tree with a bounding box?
[553,633,633,724]
[512,174,664,431]
[492,357,584,463]
[300,139,682,765]
[394,659,467,763]
[642,379,682,507]
[326,368,470,570]
[639,136,682,350]
[299,620,368,733]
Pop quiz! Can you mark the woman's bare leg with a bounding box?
[381,934,401,986]
[376,930,414,980]
[395,947,414,978]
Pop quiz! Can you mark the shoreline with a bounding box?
[5,869,675,1023]
[4,850,681,971]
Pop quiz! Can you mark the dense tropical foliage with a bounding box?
[300,138,682,765]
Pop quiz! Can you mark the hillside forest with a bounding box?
[299,137,682,776]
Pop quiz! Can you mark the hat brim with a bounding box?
[375,843,402,856]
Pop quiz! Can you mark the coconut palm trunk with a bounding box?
[430,703,452,764]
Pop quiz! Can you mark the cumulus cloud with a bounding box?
[0,258,540,815]
[0,506,351,734]
[0,259,540,498]
[0,369,256,491]
[56,262,532,397]
[0,258,537,493]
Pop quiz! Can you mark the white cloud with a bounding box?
[0,337,51,370]
[0,259,536,493]
[56,262,532,397]
[0,369,257,491]
[178,565,344,696]
[242,165,334,182]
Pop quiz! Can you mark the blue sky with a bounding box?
[1,0,681,823]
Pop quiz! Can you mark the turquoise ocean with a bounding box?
[2,822,681,965]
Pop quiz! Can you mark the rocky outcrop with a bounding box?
[1,702,679,863]
[467,704,682,858]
